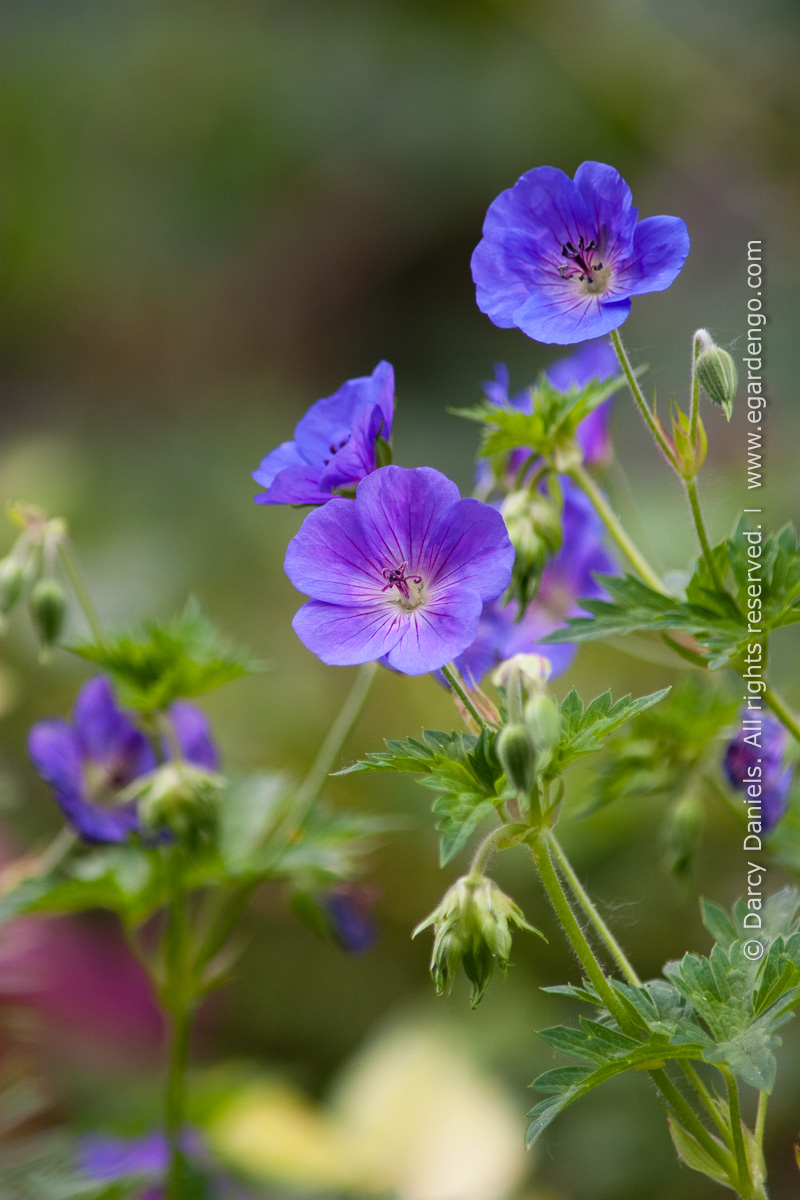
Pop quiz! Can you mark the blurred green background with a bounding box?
[3,1,800,1197]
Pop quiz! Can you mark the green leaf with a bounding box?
[545,685,670,779]
[71,598,261,711]
[340,728,504,864]
[667,1116,732,1190]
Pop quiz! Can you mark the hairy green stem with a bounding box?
[441,662,491,731]
[763,683,800,747]
[468,824,509,878]
[548,833,640,987]
[685,478,726,593]
[57,539,105,645]
[723,1068,753,1197]
[689,331,703,445]
[755,1090,768,1149]
[611,329,678,470]
[163,864,193,1200]
[567,462,667,594]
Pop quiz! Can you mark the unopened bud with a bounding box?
[413,874,545,1006]
[500,490,562,609]
[137,763,221,842]
[695,338,737,420]
[30,578,67,648]
[0,558,26,614]
[662,793,704,877]
[524,694,562,771]
[497,723,536,795]
[492,653,552,695]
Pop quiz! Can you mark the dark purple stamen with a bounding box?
[322,436,350,465]
[381,561,423,600]
[558,235,603,283]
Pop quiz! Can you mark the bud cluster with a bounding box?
[132,762,224,844]
[414,873,544,1006]
[500,487,562,610]
[1,503,69,653]
[492,655,562,809]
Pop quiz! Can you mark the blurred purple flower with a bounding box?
[253,361,394,505]
[479,339,617,495]
[723,713,793,831]
[471,161,689,344]
[454,480,615,683]
[285,466,514,675]
[324,885,378,954]
[28,678,219,843]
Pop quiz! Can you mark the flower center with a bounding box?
[381,561,425,610]
[557,237,610,294]
[322,436,350,466]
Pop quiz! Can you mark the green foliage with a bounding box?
[452,371,627,470]
[339,728,503,864]
[527,889,800,1148]
[545,686,670,781]
[71,598,261,711]
[545,522,800,669]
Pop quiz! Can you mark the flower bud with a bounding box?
[137,762,221,843]
[662,793,704,877]
[492,653,552,695]
[524,694,562,772]
[413,874,545,1007]
[695,338,737,420]
[496,723,536,795]
[29,578,67,649]
[500,490,562,609]
[0,558,26,615]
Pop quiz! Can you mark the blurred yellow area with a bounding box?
[210,1023,530,1200]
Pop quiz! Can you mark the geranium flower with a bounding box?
[28,678,218,844]
[284,466,514,674]
[479,338,618,496]
[454,480,615,683]
[253,361,394,505]
[723,713,793,831]
[471,161,689,345]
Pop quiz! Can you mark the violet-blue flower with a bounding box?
[471,161,689,345]
[479,338,618,495]
[454,480,615,683]
[284,466,514,675]
[28,678,219,844]
[253,361,394,505]
[324,884,378,954]
[723,713,793,831]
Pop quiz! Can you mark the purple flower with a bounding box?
[324,885,378,954]
[28,678,219,844]
[724,713,793,831]
[77,1129,222,1200]
[284,466,514,675]
[478,339,618,494]
[454,480,615,683]
[253,361,394,505]
[471,161,689,345]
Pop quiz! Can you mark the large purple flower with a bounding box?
[724,713,793,832]
[471,161,689,345]
[454,480,615,683]
[284,466,514,675]
[28,678,218,844]
[253,361,394,505]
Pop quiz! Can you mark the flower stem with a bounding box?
[689,331,703,446]
[722,1068,753,1197]
[755,1090,768,1149]
[290,661,378,820]
[685,477,726,593]
[162,855,194,1200]
[611,329,678,470]
[57,539,105,645]
[567,462,667,595]
[165,1003,191,1200]
[441,662,491,731]
[763,682,800,747]
[548,832,640,987]
[468,824,508,878]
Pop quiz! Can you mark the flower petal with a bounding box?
[285,499,382,606]
[354,466,462,575]
[252,440,309,489]
[425,498,514,602]
[513,286,631,345]
[28,720,83,796]
[616,215,690,296]
[72,678,155,784]
[291,599,403,666]
[254,465,332,506]
[168,702,219,771]
[51,792,140,844]
[573,161,637,263]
